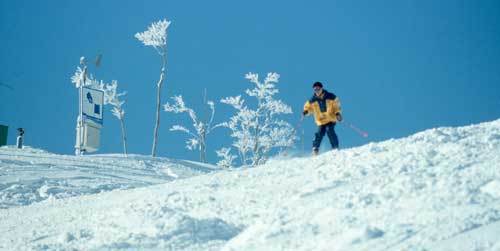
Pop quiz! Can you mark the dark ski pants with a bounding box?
[313,122,339,150]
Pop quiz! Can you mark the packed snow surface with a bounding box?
[1,119,500,250]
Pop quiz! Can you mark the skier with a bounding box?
[302,82,342,155]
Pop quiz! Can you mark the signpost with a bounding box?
[75,86,104,155]
[75,58,104,155]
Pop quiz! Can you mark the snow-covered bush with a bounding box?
[164,95,222,163]
[220,72,296,166]
[215,147,237,168]
[135,19,172,157]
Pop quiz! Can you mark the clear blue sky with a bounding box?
[1,0,499,163]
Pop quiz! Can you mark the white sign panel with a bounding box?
[82,87,104,125]
[75,120,102,153]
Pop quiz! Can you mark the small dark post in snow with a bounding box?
[16,128,24,149]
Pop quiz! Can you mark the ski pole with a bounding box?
[341,120,368,138]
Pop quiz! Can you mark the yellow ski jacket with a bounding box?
[303,90,342,126]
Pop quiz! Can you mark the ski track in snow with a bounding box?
[1,119,500,250]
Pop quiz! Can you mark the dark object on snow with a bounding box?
[16,128,24,149]
[0,125,7,147]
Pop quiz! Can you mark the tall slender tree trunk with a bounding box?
[238,150,245,166]
[151,55,166,157]
[252,100,263,166]
[200,141,206,163]
[252,120,261,166]
[119,117,128,157]
[200,90,208,163]
[200,130,206,163]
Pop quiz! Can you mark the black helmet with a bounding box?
[312,82,323,88]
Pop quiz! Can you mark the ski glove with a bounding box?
[336,113,343,122]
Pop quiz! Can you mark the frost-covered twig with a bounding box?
[71,66,104,90]
[104,81,128,156]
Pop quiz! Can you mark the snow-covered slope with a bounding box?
[0,147,217,209]
[1,119,500,250]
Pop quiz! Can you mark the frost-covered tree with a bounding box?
[164,95,222,163]
[220,72,296,166]
[135,19,172,157]
[104,81,128,157]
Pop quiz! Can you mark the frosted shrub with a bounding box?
[164,95,223,163]
[220,72,296,166]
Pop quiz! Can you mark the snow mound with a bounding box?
[1,119,499,250]
[0,147,217,209]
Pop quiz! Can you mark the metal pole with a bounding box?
[77,61,87,156]
[79,84,83,155]
[340,119,369,138]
